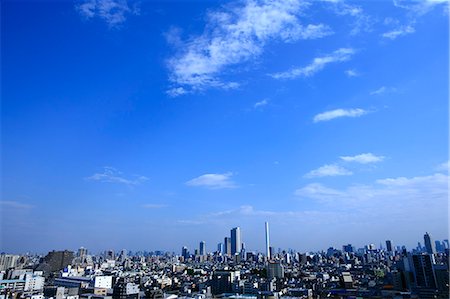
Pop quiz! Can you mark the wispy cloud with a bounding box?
[86,167,148,186]
[345,69,359,77]
[323,0,374,35]
[270,48,355,80]
[313,108,368,123]
[186,172,237,189]
[393,0,448,16]
[304,164,353,178]
[295,173,448,210]
[436,161,449,172]
[142,203,168,209]
[76,0,138,28]
[340,153,385,164]
[370,86,398,95]
[0,201,34,209]
[167,0,333,95]
[381,25,415,40]
[254,99,269,108]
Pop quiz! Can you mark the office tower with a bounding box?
[0,254,19,271]
[105,250,115,260]
[434,241,443,253]
[343,244,354,253]
[267,261,284,279]
[181,246,189,259]
[199,241,206,255]
[224,237,231,255]
[265,222,270,260]
[231,227,242,255]
[411,254,437,288]
[386,240,393,252]
[211,271,239,295]
[36,250,74,273]
[424,232,436,255]
[217,243,223,254]
[113,279,140,299]
[77,247,87,258]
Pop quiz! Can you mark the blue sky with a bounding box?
[1,0,448,254]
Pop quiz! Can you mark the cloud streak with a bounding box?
[86,167,148,186]
[270,48,355,80]
[313,108,368,122]
[340,153,385,164]
[186,172,237,189]
[167,0,333,95]
[381,25,415,40]
[0,201,34,209]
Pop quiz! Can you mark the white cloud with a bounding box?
[322,0,374,35]
[436,161,450,172]
[167,0,333,95]
[340,153,385,164]
[345,69,359,77]
[254,99,269,108]
[393,0,449,16]
[370,86,398,95]
[304,164,353,178]
[86,167,148,186]
[186,172,237,189]
[313,108,368,122]
[295,173,448,211]
[381,25,415,40]
[142,204,168,209]
[76,0,138,28]
[270,48,355,80]
[0,201,34,209]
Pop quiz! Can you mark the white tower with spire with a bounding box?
[265,222,270,261]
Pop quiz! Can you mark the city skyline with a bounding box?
[1,0,449,253]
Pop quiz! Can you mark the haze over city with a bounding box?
[1,0,449,254]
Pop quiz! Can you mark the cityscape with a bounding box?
[1,0,449,299]
[0,224,448,299]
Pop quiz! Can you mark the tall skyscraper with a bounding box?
[217,243,223,254]
[231,227,242,255]
[411,254,437,288]
[77,247,87,258]
[199,241,206,255]
[181,246,189,259]
[386,240,393,252]
[224,237,231,255]
[424,232,436,255]
[265,222,270,260]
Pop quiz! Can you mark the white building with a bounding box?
[94,276,113,289]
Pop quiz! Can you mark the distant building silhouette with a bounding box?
[424,232,436,255]
[231,227,241,255]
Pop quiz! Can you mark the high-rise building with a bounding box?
[77,247,87,258]
[105,250,115,260]
[386,240,393,252]
[224,237,231,255]
[217,243,223,254]
[0,254,19,271]
[265,222,270,260]
[181,246,189,259]
[231,227,242,255]
[343,244,354,253]
[267,261,284,279]
[199,241,206,255]
[424,232,436,255]
[411,254,437,289]
[36,250,74,273]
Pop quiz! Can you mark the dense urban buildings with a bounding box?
[0,225,448,299]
